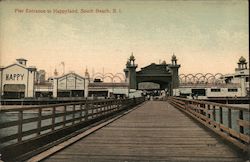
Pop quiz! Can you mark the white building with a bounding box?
[174,56,249,99]
[0,58,37,98]
[53,72,89,98]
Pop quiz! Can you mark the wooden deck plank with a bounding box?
[43,101,244,162]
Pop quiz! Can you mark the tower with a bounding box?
[236,56,247,71]
[16,58,27,66]
[169,54,181,89]
[85,68,90,79]
[84,68,90,98]
[54,68,58,76]
[124,53,138,89]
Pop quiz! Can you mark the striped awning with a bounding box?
[3,84,25,92]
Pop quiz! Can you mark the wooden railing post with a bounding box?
[108,101,111,113]
[104,102,107,114]
[207,105,210,118]
[118,99,121,110]
[110,101,113,111]
[112,100,114,111]
[52,106,56,131]
[213,106,216,122]
[115,100,118,110]
[80,103,83,121]
[100,102,103,115]
[239,110,244,134]
[98,102,101,116]
[133,97,136,106]
[63,105,67,127]
[17,110,23,142]
[219,107,223,124]
[92,102,94,118]
[92,103,95,118]
[103,102,106,114]
[37,108,42,136]
[185,101,188,110]
[114,100,117,111]
[228,108,232,129]
[85,101,89,121]
[206,104,210,124]
[201,104,204,115]
[96,103,99,116]
[72,104,75,124]
[120,99,124,110]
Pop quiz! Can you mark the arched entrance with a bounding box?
[135,63,173,94]
[124,54,181,95]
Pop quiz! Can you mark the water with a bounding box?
[214,109,249,133]
[0,105,85,149]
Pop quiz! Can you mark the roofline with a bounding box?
[55,72,87,79]
[1,63,27,70]
[16,58,27,61]
[140,63,168,70]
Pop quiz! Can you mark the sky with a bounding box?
[0,0,249,78]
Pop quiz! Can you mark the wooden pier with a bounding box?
[42,101,246,162]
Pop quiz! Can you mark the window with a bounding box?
[191,89,206,96]
[246,77,249,82]
[228,88,238,92]
[211,88,221,92]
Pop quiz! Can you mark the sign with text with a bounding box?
[5,74,25,81]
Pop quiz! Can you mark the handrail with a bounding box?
[0,97,145,150]
[0,98,133,111]
[0,98,121,106]
[168,97,250,152]
[172,97,249,111]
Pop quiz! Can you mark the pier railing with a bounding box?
[0,97,145,161]
[168,97,250,152]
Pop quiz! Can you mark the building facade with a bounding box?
[53,72,89,98]
[2,56,246,100]
[124,54,180,95]
[0,59,37,98]
[174,56,249,99]
[0,58,130,99]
